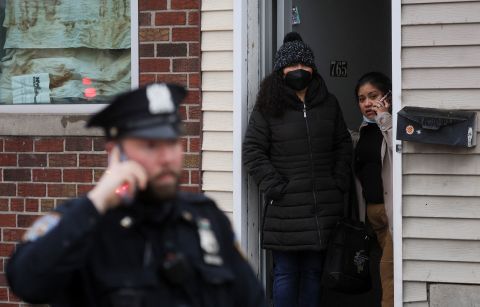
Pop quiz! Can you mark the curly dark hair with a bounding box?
[255,70,320,117]
[255,70,287,117]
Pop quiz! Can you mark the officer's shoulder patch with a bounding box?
[23,213,61,242]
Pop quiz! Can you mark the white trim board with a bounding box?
[232,0,248,249]
[391,0,403,306]
[130,0,139,90]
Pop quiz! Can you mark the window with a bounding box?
[0,0,134,108]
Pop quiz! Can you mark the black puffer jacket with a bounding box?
[243,75,352,251]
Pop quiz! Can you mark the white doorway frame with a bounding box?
[233,0,404,305]
[391,0,403,306]
[233,0,248,251]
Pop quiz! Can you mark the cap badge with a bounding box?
[146,83,175,115]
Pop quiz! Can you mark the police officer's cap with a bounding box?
[87,83,186,140]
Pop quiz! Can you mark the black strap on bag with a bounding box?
[321,170,373,294]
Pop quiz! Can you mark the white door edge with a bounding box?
[391,0,404,306]
[130,0,139,89]
[233,0,248,250]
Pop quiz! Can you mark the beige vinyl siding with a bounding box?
[401,0,480,304]
[403,196,480,218]
[404,239,480,262]
[202,31,233,51]
[202,152,233,172]
[402,2,480,25]
[404,302,429,307]
[203,111,233,131]
[202,72,234,91]
[403,282,427,303]
[202,52,234,71]
[403,140,480,154]
[201,1,234,214]
[201,0,233,11]
[404,261,480,284]
[203,171,233,192]
[403,154,480,174]
[202,132,233,151]
[403,46,480,68]
[202,11,233,31]
[403,0,478,3]
[403,68,480,89]
[206,191,234,213]
[403,218,480,240]
[402,23,480,47]
[203,92,233,111]
[402,89,480,109]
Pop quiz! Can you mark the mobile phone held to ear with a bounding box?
[114,147,136,206]
[378,90,392,107]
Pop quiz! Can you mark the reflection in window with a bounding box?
[0,0,131,104]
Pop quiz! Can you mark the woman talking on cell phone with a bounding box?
[243,32,352,307]
[352,72,393,307]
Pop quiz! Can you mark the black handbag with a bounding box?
[321,177,373,294]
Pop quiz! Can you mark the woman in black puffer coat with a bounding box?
[243,32,352,307]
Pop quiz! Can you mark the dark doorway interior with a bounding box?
[287,0,391,129]
[263,1,392,306]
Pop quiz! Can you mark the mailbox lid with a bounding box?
[398,107,473,130]
[397,107,477,148]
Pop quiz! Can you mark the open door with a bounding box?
[252,0,392,306]
[290,0,391,129]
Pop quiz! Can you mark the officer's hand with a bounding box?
[87,146,148,214]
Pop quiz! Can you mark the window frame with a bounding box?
[0,0,139,114]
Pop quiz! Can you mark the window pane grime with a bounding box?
[0,0,131,105]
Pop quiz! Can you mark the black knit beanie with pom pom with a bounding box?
[273,32,316,72]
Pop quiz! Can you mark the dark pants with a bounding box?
[272,250,325,307]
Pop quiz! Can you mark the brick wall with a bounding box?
[139,0,201,193]
[0,136,109,305]
[0,0,201,305]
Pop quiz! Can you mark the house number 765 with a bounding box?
[330,61,348,78]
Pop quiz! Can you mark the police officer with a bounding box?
[7,83,266,307]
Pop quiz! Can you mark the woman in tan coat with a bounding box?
[352,72,393,307]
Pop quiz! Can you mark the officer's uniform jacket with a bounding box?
[7,192,265,307]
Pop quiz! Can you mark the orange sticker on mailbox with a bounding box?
[406,125,415,135]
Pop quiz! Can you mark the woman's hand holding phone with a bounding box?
[87,146,148,214]
[373,90,391,116]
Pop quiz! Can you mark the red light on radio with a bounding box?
[84,88,97,98]
[115,183,130,196]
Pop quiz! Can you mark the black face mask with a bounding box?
[284,69,312,91]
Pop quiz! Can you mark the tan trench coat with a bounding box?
[351,112,393,234]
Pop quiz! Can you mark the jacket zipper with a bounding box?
[302,102,322,246]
